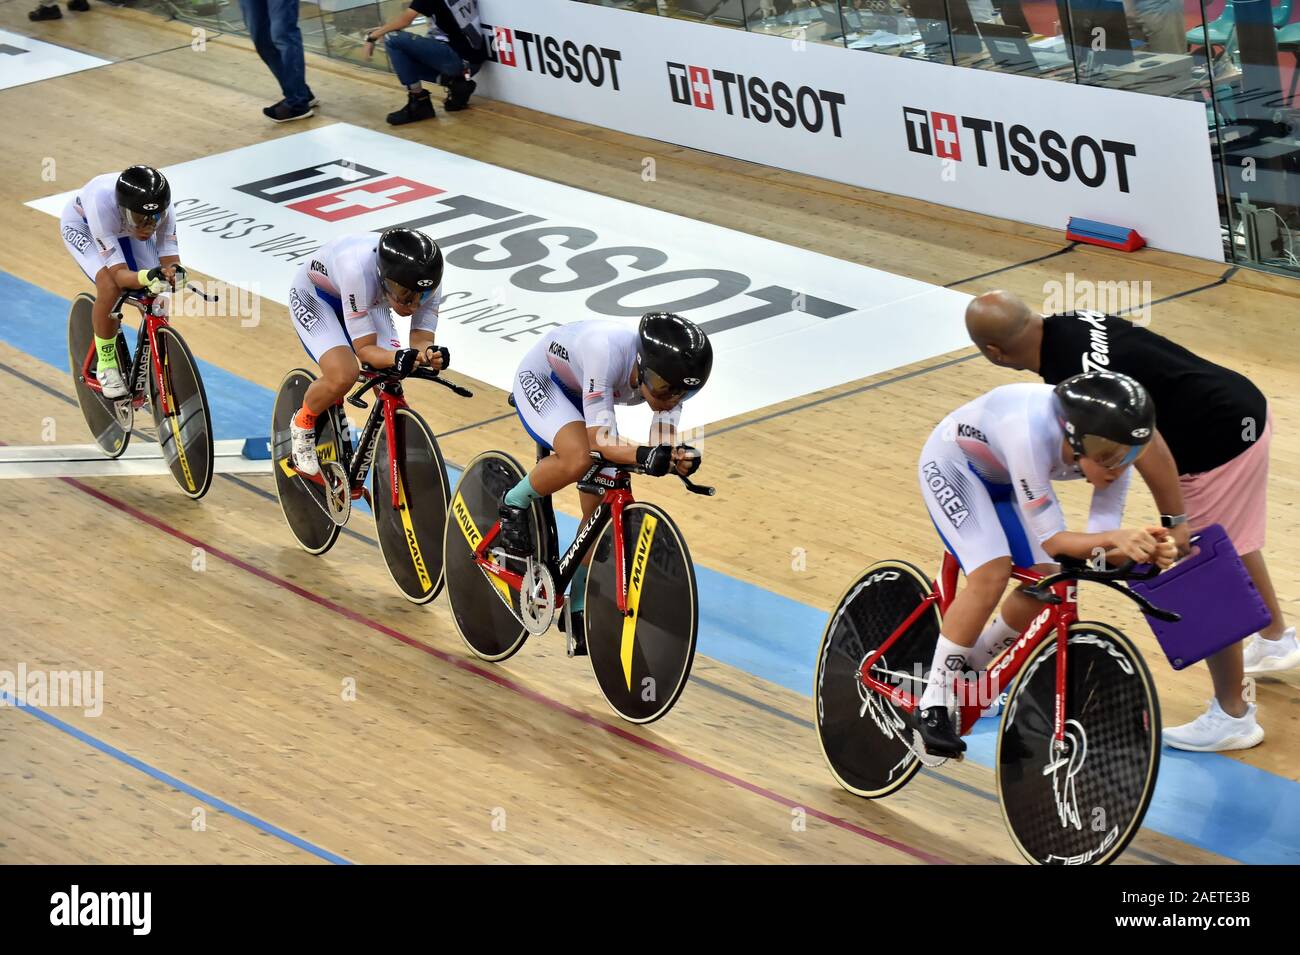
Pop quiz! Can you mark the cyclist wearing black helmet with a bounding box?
[498,313,712,646]
[910,372,1177,757]
[285,228,448,476]
[59,165,184,399]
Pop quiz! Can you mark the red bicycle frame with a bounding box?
[473,482,635,617]
[81,292,174,416]
[858,551,1079,745]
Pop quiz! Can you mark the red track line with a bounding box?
[60,474,950,865]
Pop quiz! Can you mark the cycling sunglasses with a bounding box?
[382,277,435,309]
[641,366,700,402]
[123,208,162,230]
[1079,434,1148,469]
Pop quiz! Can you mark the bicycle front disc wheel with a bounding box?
[997,621,1161,865]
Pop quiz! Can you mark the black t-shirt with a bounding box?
[1038,311,1267,476]
[409,0,487,66]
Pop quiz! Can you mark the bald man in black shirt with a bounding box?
[966,290,1295,752]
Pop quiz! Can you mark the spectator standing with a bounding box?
[239,0,318,123]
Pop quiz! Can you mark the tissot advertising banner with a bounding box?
[477,0,1222,261]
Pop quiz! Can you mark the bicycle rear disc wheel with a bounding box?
[67,292,132,458]
[373,407,450,604]
[584,502,697,724]
[443,450,541,662]
[149,325,214,499]
[814,560,941,798]
[996,622,1161,865]
[271,368,344,555]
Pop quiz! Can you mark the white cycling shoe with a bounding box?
[1162,698,1264,752]
[290,421,320,476]
[1243,627,1300,675]
[97,366,129,400]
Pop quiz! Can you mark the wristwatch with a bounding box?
[1160,513,1188,528]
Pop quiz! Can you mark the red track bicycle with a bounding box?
[67,283,216,499]
[444,440,713,723]
[814,551,1178,864]
[271,362,471,603]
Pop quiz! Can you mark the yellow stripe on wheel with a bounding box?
[620,514,658,691]
[393,468,432,593]
[159,357,196,492]
[451,491,514,605]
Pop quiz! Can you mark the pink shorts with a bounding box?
[1180,411,1273,555]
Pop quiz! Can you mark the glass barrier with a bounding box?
[136,0,1300,274]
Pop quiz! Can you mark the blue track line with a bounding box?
[1,691,351,864]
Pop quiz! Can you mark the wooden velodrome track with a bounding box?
[1,6,1295,864]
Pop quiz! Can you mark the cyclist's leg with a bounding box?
[916,427,1013,749]
[61,206,127,391]
[964,477,1056,675]
[501,351,587,517]
[286,267,354,473]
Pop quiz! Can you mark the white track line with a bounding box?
[0,440,269,479]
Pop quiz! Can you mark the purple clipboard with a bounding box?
[1130,523,1272,669]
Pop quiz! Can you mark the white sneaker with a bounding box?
[1243,627,1300,675]
[96,366,128,400]
[290,421,320,476]
[1162,698,1264,752]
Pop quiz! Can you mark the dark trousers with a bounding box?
[384,31,479,87]
[239,0,314,109]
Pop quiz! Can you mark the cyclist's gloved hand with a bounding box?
[675,445,702,476]
[422,345,450,371]
[166,264,188,287]
[392,347,420,378]
[137,267,170,295]
[636,444,675,477]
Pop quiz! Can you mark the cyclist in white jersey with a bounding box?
[286,228,447,476]
[913,373,1177,756]
[498,313,713,651]
[60,166,184,399]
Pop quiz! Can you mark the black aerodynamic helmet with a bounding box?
[636,311,713,400]
[376,228,444,307]
[1054,370,1155,467]
[116,165,171,230]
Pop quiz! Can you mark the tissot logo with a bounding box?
[484,22,622,89]
[234,159,385,203]
[902,107,1138,193]
[234,161,443,221]
[288,177,444,221]
[667,62,846,137]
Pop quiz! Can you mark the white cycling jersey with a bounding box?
[60,172,178,274]
[513,320,683,450]
[304,233,441,342]
[919,382,1131,572]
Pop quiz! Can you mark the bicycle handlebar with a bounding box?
[110,281,218,319]
[585,451,715,496]
[1023,557,1179,623]
[352,363,474,405]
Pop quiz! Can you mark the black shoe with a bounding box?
[912,705,967,758]
[444,76,477,112]
[68,0,89,10]
[263,100,314,123]
[29,3,62,19]
[561,609,587,657]
[496,502,532,556]
[387,90,435,126]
